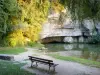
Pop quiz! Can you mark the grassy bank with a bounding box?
[0,47,26,55]
[49,54,100,68]
[28,42,44,48]
[0,60,35,75]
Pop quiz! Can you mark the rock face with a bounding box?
[41,13,100,43]
[0,54,14,61]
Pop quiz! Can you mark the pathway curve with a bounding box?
[15,48,100,75]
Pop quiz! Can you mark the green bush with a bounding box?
[6,30,26,47]
[28,41,44,48]
[28,42,36,47]
[90,34,100,44]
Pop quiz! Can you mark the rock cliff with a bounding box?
[40,12,100,43]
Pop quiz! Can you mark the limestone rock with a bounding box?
[64,37,74,43]
[41,12,100,43]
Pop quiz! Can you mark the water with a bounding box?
[44,43,100,62]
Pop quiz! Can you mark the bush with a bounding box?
[28,41,44,48]
[28,42,36,47]
[6,29,26,47]
[90,34,100,44]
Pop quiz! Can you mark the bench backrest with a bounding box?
[28,56,53,63]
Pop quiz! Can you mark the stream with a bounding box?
[44,43,100,62]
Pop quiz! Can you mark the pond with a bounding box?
[44,43,100,62]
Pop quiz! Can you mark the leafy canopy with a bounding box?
[59,0,100,21]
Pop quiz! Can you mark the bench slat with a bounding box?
[29,56,53,62]
[30,58,52,62]
[31,59,52,64]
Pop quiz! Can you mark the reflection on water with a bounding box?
[44,43,100,62]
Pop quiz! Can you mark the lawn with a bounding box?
[0,60,35,75]
[0,47,27,55]
[49,53,100,68]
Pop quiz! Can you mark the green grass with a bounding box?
[28,42,44,48]
[49,53,100,68]
[0,47,27,55]
[0,60,35,75]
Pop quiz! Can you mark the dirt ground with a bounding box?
[15,48,100,75]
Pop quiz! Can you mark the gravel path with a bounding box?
[14,48,100,75]
[21,55,100,75]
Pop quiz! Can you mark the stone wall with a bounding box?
[0,54,14,61]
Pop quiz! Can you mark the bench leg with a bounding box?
[31,61,34,67]
[53,66,55,72]
[49,66,50,71]
[36,62,38,67]
[49,64,51,71]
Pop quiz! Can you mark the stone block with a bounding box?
[0,54,14,61]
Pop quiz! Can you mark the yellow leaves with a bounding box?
[51,1,64,13]
[23,25,41,42]
[7,29,26,47]
[19,0,50,25]
[17,0,50,43]
[11,17,19,25]
[9,38,17,47]
[5,0,50,47]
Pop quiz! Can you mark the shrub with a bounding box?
[6,29,26,47]
[90,34,100,44]
[27,41,44,48]
[28,41,36,47]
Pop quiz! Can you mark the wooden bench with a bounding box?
[28,56,58,71]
